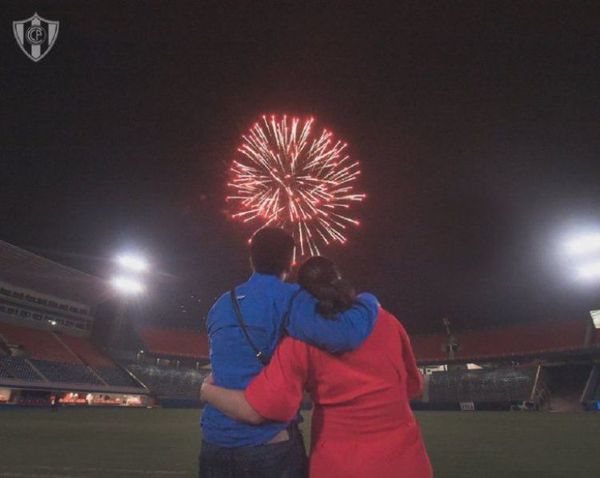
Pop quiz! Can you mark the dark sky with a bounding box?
[2,1,600,333]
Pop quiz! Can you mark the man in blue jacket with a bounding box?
[200,227,379,477]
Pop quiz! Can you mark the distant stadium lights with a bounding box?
[576,262,600,281]
[590,310,600,329]
[565,234,600,256]
[111,276,145,295]
[563,232,600,282]
[116,254,149,273]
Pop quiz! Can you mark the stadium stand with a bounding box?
[0,322,76,362]
[29,360,103,384]
[0,362,10,378]
[0,240,149,403]
[0,357,45,381]
[411,319,600,363]
[427,367,536,404]
[58,334,114,367]
[410,318,600,410]
[0,321,146,395]
[137,326,209,359]
[1,239,598,410]
[96,367,140,388]
[116,326,210,404]
[127,363,208,399]
[0,321,98,384]
[58,333,139,387]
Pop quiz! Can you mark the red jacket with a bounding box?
[246,308,433,478]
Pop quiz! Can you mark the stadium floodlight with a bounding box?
[110,275,146,295]
[590,310,600,329]
[577,261,600,281]
[565,233,600,256]
[116,254,149,273]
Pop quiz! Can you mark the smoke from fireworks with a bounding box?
[227,115,365,258]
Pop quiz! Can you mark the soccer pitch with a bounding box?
[0,409,599,477]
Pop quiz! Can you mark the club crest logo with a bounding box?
[13,12,59,62]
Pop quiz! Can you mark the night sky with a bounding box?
[2,1,600,333]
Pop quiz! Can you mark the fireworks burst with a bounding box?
[227,115,365,258]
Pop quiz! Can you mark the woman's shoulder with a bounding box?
[377,307,399,324]
[377,308,409,334]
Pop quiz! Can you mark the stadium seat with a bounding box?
[0,357,45,381]
[29,359,103,385]
[57,334,115,367]
[0,322,148,389]
[137,327,209,359]
[0,361,13,378]
[127,363,207,399]
[427,367,536,404]
[412,319,600,363]
[96,367,139,388]
[0,322,78,363]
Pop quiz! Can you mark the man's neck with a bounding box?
[251,271,286,282]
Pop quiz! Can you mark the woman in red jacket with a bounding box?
[201,257,432,478]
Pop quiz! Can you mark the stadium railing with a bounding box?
[426,367,536,404]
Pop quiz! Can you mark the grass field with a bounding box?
[1,408,599,477]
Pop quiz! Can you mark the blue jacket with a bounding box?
[201,272,379,447]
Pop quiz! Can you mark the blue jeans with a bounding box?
[199,424,307,478]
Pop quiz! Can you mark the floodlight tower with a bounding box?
[564,233,600,347]
[442,317,459,362]
[109,253,149,350]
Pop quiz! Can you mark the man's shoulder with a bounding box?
[209,278,299,311]
[275,280,300,294]
[209,291,232,313]
[251,277,300,301]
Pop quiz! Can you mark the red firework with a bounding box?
[227,115,365,258]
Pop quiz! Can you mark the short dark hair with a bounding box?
[250,227,295,276]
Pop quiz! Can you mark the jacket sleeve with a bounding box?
[245,337,310,422]
[285,291,379,353]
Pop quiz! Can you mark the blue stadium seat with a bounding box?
[96,367,139,388]
[0,357,44,381]
[29,360,103,385]
[127,363,207,399]
[427,367,535,403]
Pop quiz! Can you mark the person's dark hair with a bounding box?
[250,227,295,276]
[297,256,356,318]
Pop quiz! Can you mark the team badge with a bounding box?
[13,12,59,62]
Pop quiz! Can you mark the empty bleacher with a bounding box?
[58,334,114,367]
[119,327,210,401]
[96,367,139,387]
[58,333,138,387]
[0,322,144,391]
[29,360,103,385]
[412,319,600,364]
[127,363,207,399]
[0,361,10,378]
[427,367,536,404]
[0,322,76,363]
[137,327,209,360]
[0,356,45,381]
